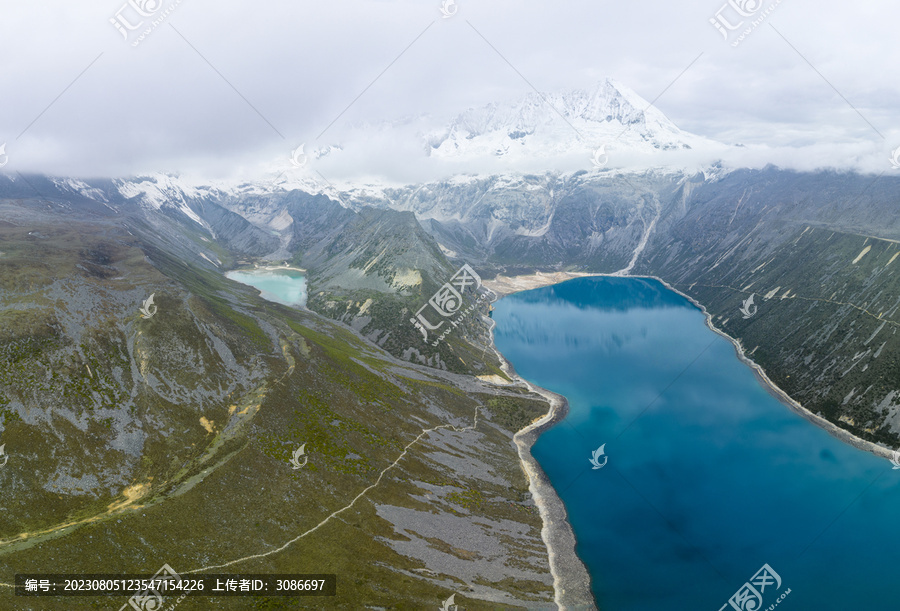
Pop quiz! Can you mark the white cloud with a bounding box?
[0,0,897,180]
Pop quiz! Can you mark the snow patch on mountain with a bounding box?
[51,178,110,204]
[115,174,210,227]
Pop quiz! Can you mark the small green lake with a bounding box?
[225,268,307,307]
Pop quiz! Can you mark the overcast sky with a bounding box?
[1,1,899,182]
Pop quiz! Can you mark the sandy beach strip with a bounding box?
[254,264,307,274]
[485,271,599,298]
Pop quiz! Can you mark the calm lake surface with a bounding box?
[225,268,307,307]
[492,277,899,610]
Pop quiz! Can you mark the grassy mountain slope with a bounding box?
[638,170,900,447]
[0,197,554,609]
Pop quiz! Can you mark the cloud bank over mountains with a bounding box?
[1,1,898,181]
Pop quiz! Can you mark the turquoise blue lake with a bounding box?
[492,277,899,610]
[225,269,307,307]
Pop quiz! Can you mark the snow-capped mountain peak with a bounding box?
[425,78,715,160]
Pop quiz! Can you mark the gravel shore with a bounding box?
[484,305,597,610]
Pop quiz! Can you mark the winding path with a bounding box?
[184,407,481,574]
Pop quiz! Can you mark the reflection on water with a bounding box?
[511,276,688,311]
[494,276,900,611]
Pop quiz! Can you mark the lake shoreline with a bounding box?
[484,270,894,610]
[485,271,894,462]
[484,314,598,611]
[657,277,895,463]
[225,267,309,308]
